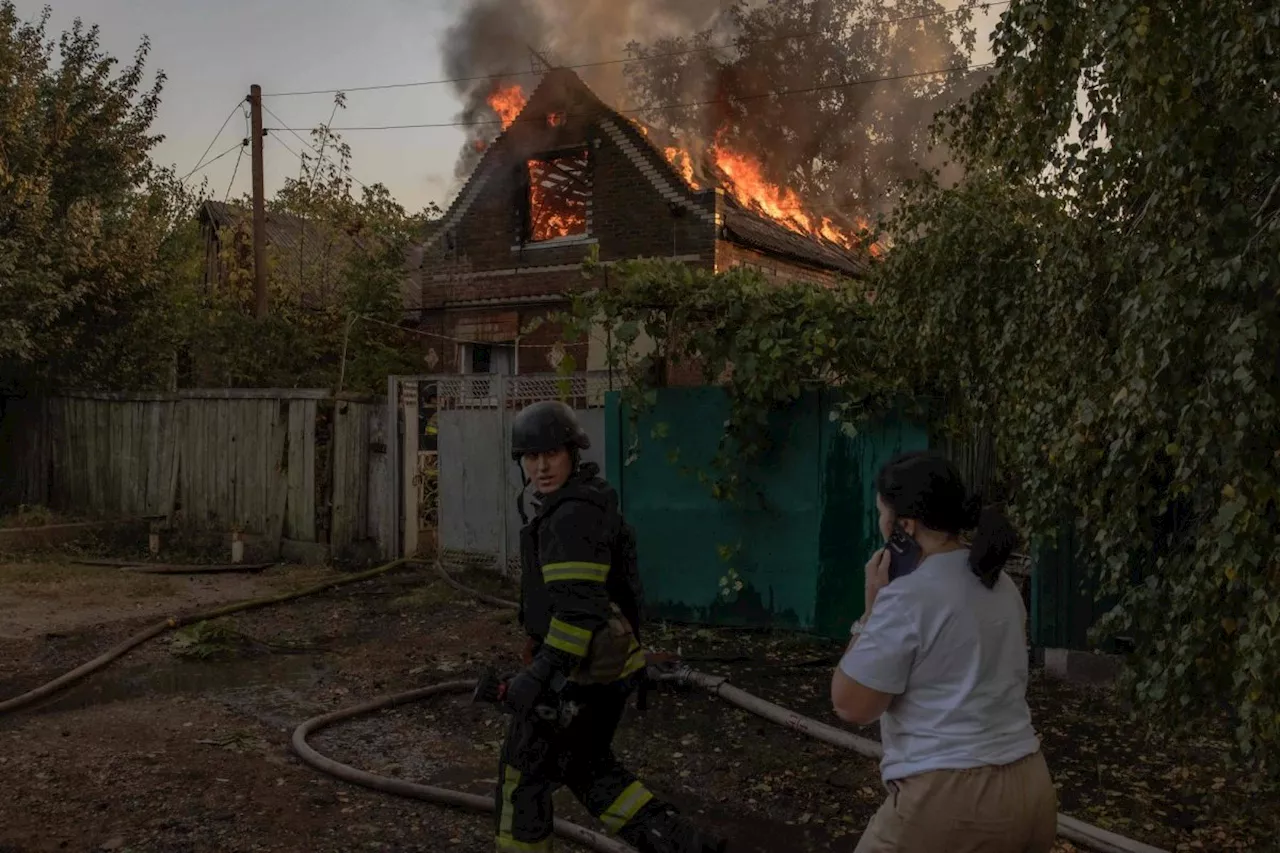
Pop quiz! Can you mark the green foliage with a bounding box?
[0,3,438,395]
[0,504,57,528]
[170,619,243,660]
[0,3,192,392]
[875,1,1280,763]
[567,254,893,500]
[183,114,436,393]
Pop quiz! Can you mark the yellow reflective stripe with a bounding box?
[600,780,654,833]
[496,767,552,852]
[542,561,609,583]
[620,641,647,679]
[545,618,593,657]
[499,766,520,838]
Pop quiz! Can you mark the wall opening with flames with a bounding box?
[527,151,591,242]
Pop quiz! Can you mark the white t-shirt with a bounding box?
[839,548,1042,782]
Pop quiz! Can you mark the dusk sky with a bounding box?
[18,0,473,214]
[14,1,1002,215]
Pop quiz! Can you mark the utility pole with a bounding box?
[249,84,268,319]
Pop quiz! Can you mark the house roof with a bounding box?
[199,197,371,253]
[200,200,423,309]
[591,93,869,277]
[428,68,871,277]
[721,204,868,277]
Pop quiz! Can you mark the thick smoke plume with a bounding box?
[442,0,731,180]
[441,0,982,221]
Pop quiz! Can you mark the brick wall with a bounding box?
[421,87,719,314]
[417,312,455,372]
[416,71,853,380]
[514,306,588,375]
[420,303,589,377]
[714,241,844,287]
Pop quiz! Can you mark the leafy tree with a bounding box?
[0,4,437,396]
[188,111,440,393]
[623,0,985,218]
[568,253,890,498]
[875,0,1280,763]
[0,2,188,392]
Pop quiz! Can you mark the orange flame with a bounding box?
[528,156,588,241]
[710,134,879,256]
[487,84,527,130]
[664,147,700,190]
[638,120,879,255]
[713,141,817,235]
[489,93,882,258]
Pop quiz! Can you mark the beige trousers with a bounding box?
[854,751,1057,853]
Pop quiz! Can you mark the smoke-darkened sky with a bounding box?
[11,0,1002,213]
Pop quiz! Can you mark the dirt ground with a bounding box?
[0,552,1274,853]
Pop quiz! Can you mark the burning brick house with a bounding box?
[414,69,871,380]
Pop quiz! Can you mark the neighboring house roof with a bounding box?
[200,200,422,310]
[428,68,870,277]
[200,200,370,255]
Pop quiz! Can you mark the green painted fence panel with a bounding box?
[607,387,821,629]
[815,396,929,637]
[1030,520,1125,651]
[605,387,928,638]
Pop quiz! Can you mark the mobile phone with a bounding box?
[885,525,922,581]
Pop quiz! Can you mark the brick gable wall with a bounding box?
[415,72,860,380]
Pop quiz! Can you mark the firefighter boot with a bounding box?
[618,804,728,853]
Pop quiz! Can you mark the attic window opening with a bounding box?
[526,150,590,243]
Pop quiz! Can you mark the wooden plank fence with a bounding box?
[0,389,391,560]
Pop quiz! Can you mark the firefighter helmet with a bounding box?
[510,401,591,460]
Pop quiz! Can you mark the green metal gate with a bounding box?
[605,387,927,638]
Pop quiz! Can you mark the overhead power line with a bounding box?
[261,102,372,191]
[265,60,994,133]
[184,101,245,179]
[224,105,251,202]
[262,1,1010,98]
[267,132,307,169]
[224,146,246,202]
[180,141,243,182]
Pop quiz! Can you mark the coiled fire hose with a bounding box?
[0,558,1168,853]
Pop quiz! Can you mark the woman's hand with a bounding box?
[864,547,891,614]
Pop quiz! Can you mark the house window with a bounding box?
[471,343,493,374]
[526,150,590,242]
[461,342,514,375]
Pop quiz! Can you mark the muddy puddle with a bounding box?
[4,652,331,726]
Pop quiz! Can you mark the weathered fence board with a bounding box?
[0,390,388,559]
[331,401,372,554]
[365,405,392,559]
[286,399,317,542]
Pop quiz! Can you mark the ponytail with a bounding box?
[968,503,1018,589]
[877,451,1020,590]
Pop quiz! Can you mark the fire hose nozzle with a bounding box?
[472,669,508,705]
[648,663,695,686]
[472,668,574,726]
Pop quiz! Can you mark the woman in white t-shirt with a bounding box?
[830,451,1056,853]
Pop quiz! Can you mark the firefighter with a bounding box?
[495,400,728,853]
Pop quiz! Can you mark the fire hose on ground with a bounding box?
[0,558,1169,853]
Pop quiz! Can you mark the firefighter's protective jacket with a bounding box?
[519,463,646,685]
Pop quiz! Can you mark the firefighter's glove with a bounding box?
[472,669,513,706]
[503,668,547,716]
[503,649,559,715]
